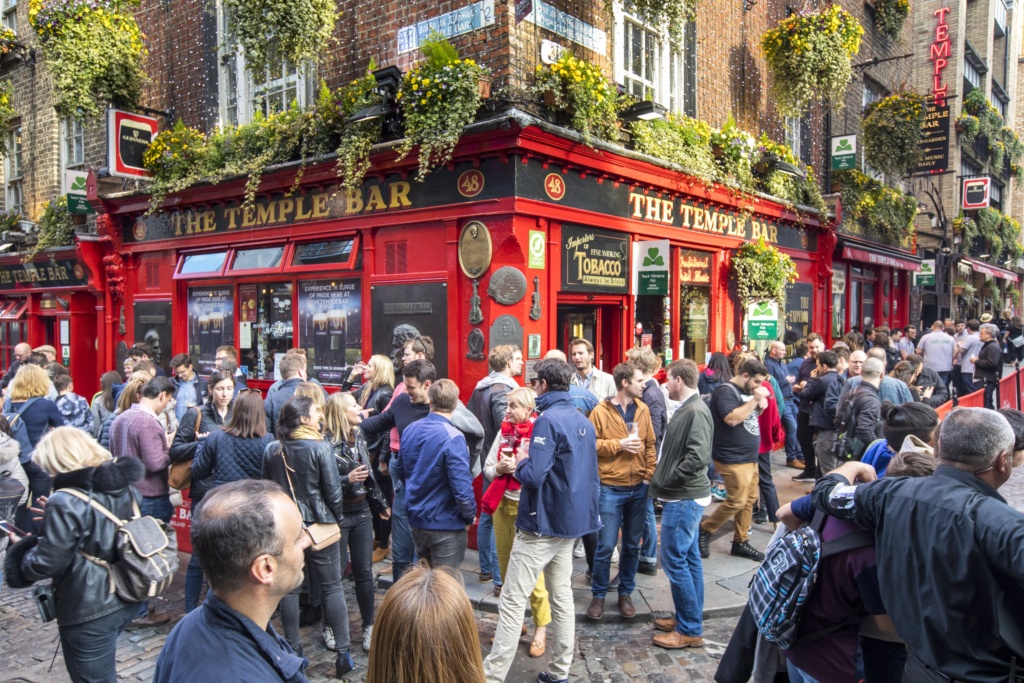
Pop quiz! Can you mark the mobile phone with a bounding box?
[0,520,26,536]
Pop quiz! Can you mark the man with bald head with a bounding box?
[1,343,31,392]
[764,340,803,469]
[813,408,1024,683]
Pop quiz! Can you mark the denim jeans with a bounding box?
[184,553,205,612]
[757,449,780,522]
[58,602,139,683]
[786,660,824,683]
[390,482,416,581]
[640,498,657,565]
[411,528,468,570]
[659,499,705,636]
[138,495,174,616]
[16,459,52,535]
[860,635,907,683]
[592,482,647,599]
[340,507,376,628]
[984,380,998,409]
[782,399,802,461]
[477,477,501,585]
[280,541,350,653]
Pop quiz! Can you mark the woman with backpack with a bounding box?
[3,427,145,682]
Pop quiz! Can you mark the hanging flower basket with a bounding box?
[0,26,15,55]
[760,4,863,117]
[222,0,337,77]
[0,80,15,159]
[29,0,148,120]
[731,238,798,307]
[873,0,910,41]
[861,90,926,179]
[533,51,621,145]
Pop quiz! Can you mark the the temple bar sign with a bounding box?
[107,109,158,179]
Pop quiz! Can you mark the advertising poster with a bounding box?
[298,279,362,384]
[371,283,448,378]
[133,301,173,376]
[187,286,234,375]
[561,224,629,293]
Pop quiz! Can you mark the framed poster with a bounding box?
[187,286,234,375]
[133,301,173,376]
[561,224,629,293]
[297,279,362,384]
[371,283,448,378]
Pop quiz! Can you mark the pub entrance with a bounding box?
[556,299,624,373]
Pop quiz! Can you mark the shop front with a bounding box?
[958,257,1020,319]
[0,244,106,397]
[830,235,921,337]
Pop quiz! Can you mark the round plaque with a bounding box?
[458,221,493,279]
[487,266,528,305]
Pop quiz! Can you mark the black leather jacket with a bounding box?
[4,458,145,625]
[262,437,345,525]
[326,427,389,516]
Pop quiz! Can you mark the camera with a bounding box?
[32,583,56,623]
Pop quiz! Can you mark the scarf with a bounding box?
[480,415,536,515]
[288,425,324,442]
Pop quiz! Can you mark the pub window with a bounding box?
[297,279,362,384]
[180,251,228,275]
[4,125,22,216]
[292,239,354,267]
[232,245,285,271]
[614,2,693,115]
[990,182,1003,211]
[187,286,235,376]
[60,118,84,170]
[2,0,16,33]
[678,249,713,363]
[0,320,25,373]
[240,282,293,380]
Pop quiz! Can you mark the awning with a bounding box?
[962,257,1020,283]
[840,245,922,271]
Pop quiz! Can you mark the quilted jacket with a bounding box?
[192,428,273,491]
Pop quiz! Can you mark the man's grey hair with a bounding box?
[861,357,885,379]
[981,323,1000,338]
[939,408,1014,470]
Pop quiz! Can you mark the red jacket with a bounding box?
[758,392,785,455]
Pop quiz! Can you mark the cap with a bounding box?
[33,344,57,356]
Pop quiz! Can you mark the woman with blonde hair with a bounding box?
[4,427,146,682]
[322,391,391,652]
[294,381,326,410]
[366,563,485,683]
[4,363,65,531]
[481,386,549,656]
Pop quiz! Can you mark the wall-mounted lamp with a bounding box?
[619,101,667,121]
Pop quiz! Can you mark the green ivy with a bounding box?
[873,0,909,40]
[222,0,337,77]
[335,69,382,192]
[28,196,76,259]
[629,114,718,181]
[604,0,696,43]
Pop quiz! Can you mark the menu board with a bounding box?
[298,279,362,384]
[187,286,234,375]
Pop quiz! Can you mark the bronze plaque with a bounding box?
[487,266,527,305]
[489,314,524,351]
[458,221,493,279]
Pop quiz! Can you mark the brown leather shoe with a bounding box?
[653,618,675,632]
[586,597,605,620]
[618,593,636,618]
[127,612,171,629]
[652,631,705,649]
[372,547,390,563]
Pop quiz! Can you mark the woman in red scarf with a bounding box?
[481,386,550,657]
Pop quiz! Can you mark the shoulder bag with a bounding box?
[280,444,340,551]
[168,407,201,491]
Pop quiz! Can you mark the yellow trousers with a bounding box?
[492,496,551,627]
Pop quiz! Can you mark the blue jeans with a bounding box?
[592,483,647,599]
[640,498,657,565]
[184,553,205,612]
[786,660,824,683]
[138,495,174,616]
[390,482,416,581]
[58,602,139,683]
[659,499,705,636]
[782,399,802,461]
[477,478,501,585]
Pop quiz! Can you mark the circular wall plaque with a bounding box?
[487,266,528,305]
[458,221,493,279]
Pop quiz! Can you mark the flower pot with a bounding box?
[542,89,557,107]
[952,286,964,295]
[712,144,724,160]
[477,76,492,100]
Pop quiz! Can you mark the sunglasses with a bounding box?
[237,387,262,395]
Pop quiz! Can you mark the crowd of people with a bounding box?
[0,322,1021,683]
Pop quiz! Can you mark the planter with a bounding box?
[478,76,492,100]
[542,89,557,107]
[712,143,724,160]
[952,285,964,295]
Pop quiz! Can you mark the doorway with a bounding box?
[556,303,623,372]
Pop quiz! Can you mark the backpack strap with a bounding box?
[820,528,874,558]
[57,488,131,526]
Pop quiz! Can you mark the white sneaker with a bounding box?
[362,624,373,652]
[323,625,337,651]
[611,546,620,563]
[573,540,585,558]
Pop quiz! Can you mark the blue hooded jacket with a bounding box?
[515,391,600,539]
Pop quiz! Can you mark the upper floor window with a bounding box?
[784,117,801,158]
[5,125,22,215]
[216,1,309,127]
[863,84,881,109]
[2,0,16,33]
[613,2,695,116]
[990,181,1003,210]
[60,118,84,170]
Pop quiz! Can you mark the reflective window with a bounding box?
[180,252,227,274]
[292,239,355,266]
[232,246,284,271]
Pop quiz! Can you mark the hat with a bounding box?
[980,313,994,323]
[33,344,57,356]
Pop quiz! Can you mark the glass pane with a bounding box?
[297,279,362,384]
[232,246,284,270]
[187,286,235,375]
[293,239,354,266]
[862,283,875,330]
[181,252,227,274]
[679,286,710,362]
[245,282,293,380]
[644,32,654,82]
[631,24,642,76]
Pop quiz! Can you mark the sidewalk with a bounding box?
[379,449,809,624]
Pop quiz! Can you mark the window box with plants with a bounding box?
[833,169,917,247]
[534,51,621,146]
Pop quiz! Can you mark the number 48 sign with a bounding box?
[544,173,566,201]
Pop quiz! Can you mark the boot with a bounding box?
[335,651,355,678]
[652,631,705,649]
[586,597,605,620]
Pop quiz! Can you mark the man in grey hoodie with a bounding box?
[467,345,523,589]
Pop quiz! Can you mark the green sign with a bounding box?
[636,239,669,295]
[830,135,857,171]
[65,170,95,215]
[528,230,546,269]
[915,259,936,287]
[746,300,779,341]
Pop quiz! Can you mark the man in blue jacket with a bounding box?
[394,378,476,570]
[484,358,600,683]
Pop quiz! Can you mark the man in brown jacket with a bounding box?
[586,362,657,620]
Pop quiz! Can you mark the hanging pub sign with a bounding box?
[635,239,669,295]
[561,224,629,293]
[107,109,158,179]
[915,104,950,175]
[963,177,990,209]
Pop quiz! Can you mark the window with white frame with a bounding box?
[863,83,881,109]
[614,2,693,116]
[990,181,1003,210]
[784,117,801,158]
[2,0,16,33]
[60,118,84,170]
[216,1,308,126]
[5,125,22,215]
[964,59,981,89]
